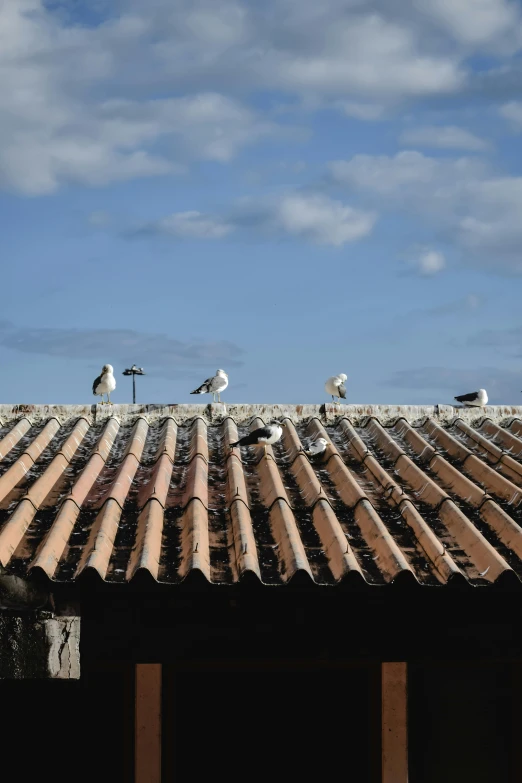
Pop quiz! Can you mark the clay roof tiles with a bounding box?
[1,402,522,587]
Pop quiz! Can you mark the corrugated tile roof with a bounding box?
[1,403,522,587]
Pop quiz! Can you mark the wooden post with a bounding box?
[512,663,522,783]
[135,664,162,783]
[382,662,408,783]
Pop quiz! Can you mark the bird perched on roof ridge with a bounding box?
[93,364,116,405]
[304,437,328,458]
[454,388,488,407]
[190,369,228,403]
[230,421,286,456]
[325,373,347,404]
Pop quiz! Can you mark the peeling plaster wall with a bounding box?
[45,616,80,679]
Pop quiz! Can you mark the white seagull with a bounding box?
[92,364,116,405]
[190,369,228,403]
[454,388,488,407]
[325,373,347,404]
[304,437,328,458]
[230,421,286,456]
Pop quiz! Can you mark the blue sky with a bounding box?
[1,0,522,405]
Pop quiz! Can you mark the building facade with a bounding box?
[1,402,522,781]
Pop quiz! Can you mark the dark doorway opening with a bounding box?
[162,663,381,782]
[409,662,517,783]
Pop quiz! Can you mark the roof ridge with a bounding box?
[1,403,521,426]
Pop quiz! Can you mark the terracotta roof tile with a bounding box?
[479,418,522,458]
[0,417,32,460]
[1,403,522,586]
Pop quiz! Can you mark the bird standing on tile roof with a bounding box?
[190,369,228,403]
[92,364,116,405]
[230,421,286,456]
[325,374,347,404]
[304,437,328,458]
[454,388,488,407]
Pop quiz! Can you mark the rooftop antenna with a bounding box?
[122,365,145,404]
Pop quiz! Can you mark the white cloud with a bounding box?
[0,2,290,194]
[267,13,464,99]
[415,0,522,52]
[456,177,522,265]
[336,101,385,121]
[330,150,487,196]
[96,93,280,162]
[0,86,277,194]
[331,151,425,193]
[414,249,446,276]
[162,93,281,162]
[1,0,521,195]
[156,211,233,239]
[330,150,522,273]
[148,1,466,101]
[0,0,478,195]
[399,125,489,151]
[148,192,376,246]
[275,194,376,246]
[499,101,522,129]
[4,145,173,196]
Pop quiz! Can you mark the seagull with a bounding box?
[454,389,488,407]
[190,369,228,403]
[325,373,347,404]
[230,421,286,456]
[304,437,328,458]
[92,364,116,405]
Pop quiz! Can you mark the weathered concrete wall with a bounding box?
[0,402,521,426]
[0,612,80,679]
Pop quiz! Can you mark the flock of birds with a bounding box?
[91,365,491,459]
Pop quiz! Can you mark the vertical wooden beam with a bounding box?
[135,663,162,783]
[382,662,408,783]
[511,663,522,783]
